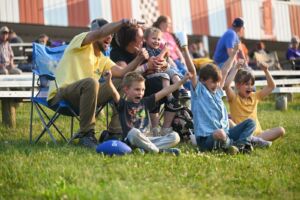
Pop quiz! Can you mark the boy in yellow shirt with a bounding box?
[224,60,285,145]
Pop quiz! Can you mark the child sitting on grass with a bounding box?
[181,39,255,154]
[224,61,285,143]
[143,27,190,111]
[104,70,190,155]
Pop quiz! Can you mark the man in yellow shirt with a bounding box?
[48,18,149,148]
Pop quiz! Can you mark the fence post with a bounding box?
[1,99,17,128]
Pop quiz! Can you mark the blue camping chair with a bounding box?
[29,43,80,144]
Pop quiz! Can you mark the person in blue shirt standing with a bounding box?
[213,17,245,68]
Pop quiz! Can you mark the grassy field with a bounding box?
[0,96,300,200]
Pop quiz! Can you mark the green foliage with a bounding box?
[0,99,300,200]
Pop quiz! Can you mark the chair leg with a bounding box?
[29,101,34,144]
[36,104,67,142]
[33,103,57,144]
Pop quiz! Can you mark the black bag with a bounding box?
[172,107,194,141]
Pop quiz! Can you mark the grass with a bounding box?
[0,96,300,200]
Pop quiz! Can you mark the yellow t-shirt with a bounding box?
[48,32,115,100]
[229,92,263,135]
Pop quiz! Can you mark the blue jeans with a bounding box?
[196,119,255,151]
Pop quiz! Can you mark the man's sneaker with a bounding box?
[78,130,98,149]
[179,89,190,99]
[160,148,181,156]
[166,97,183,111]
[237,144,254,154]
[251,137,272,148]
[225,145,239,155]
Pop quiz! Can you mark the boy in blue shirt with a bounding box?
[180,37,255,154]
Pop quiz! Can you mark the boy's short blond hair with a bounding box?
[234,69,255,85]
[198,64,222,82]
[122,72,145,88]
[144,27,162,39]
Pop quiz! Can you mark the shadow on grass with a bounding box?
[0,138,96,156]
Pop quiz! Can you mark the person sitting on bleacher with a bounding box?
[0,26,22,75]
[8,29,24,44]
[286,36,300,70]
[35,34,50,46]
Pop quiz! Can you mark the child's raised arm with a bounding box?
[181,46,197,89]
[219,43,239,89]
[155,73,191,102]
[224,59,244,101]
[172,32,197,89]
[104,70,120,104]
[257,62,276,99]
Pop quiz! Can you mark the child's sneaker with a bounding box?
[166,97,183,111]
[159,148,181,156]
[179,88,190,99]
[251,137,272,148]
[225,145,239,155]
[237,144,254,154]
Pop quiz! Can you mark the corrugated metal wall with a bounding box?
[225,0,243,28]
[241,0,261,40]
[207,0,227,37]
[43,0,68,26]
[110,0,132,21]
[67,0,89,27]
[19,0,44,24]
[289,4,300,37]
[131,0,143,23]
[0,0,19,23]
[88,0,112,23]
[261,0,274,39]
[1,0,300,42]
[273,1,292,42]
[157,0,172,18]
[170,0,192,34]
[189,0,209,35]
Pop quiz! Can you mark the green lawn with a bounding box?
[0,96,300,200]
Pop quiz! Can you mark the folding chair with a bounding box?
[29,43,80,144]
[254,51,282,70]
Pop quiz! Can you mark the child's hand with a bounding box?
[122,19,144,27]
[233,42,240,53]
[182,72,192,83]
[236,58,245,69]
[157,45,169,60]
[103,70,112,82]
[258,61,269,71]
[174,32,188,48]
[136,47,149,61]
